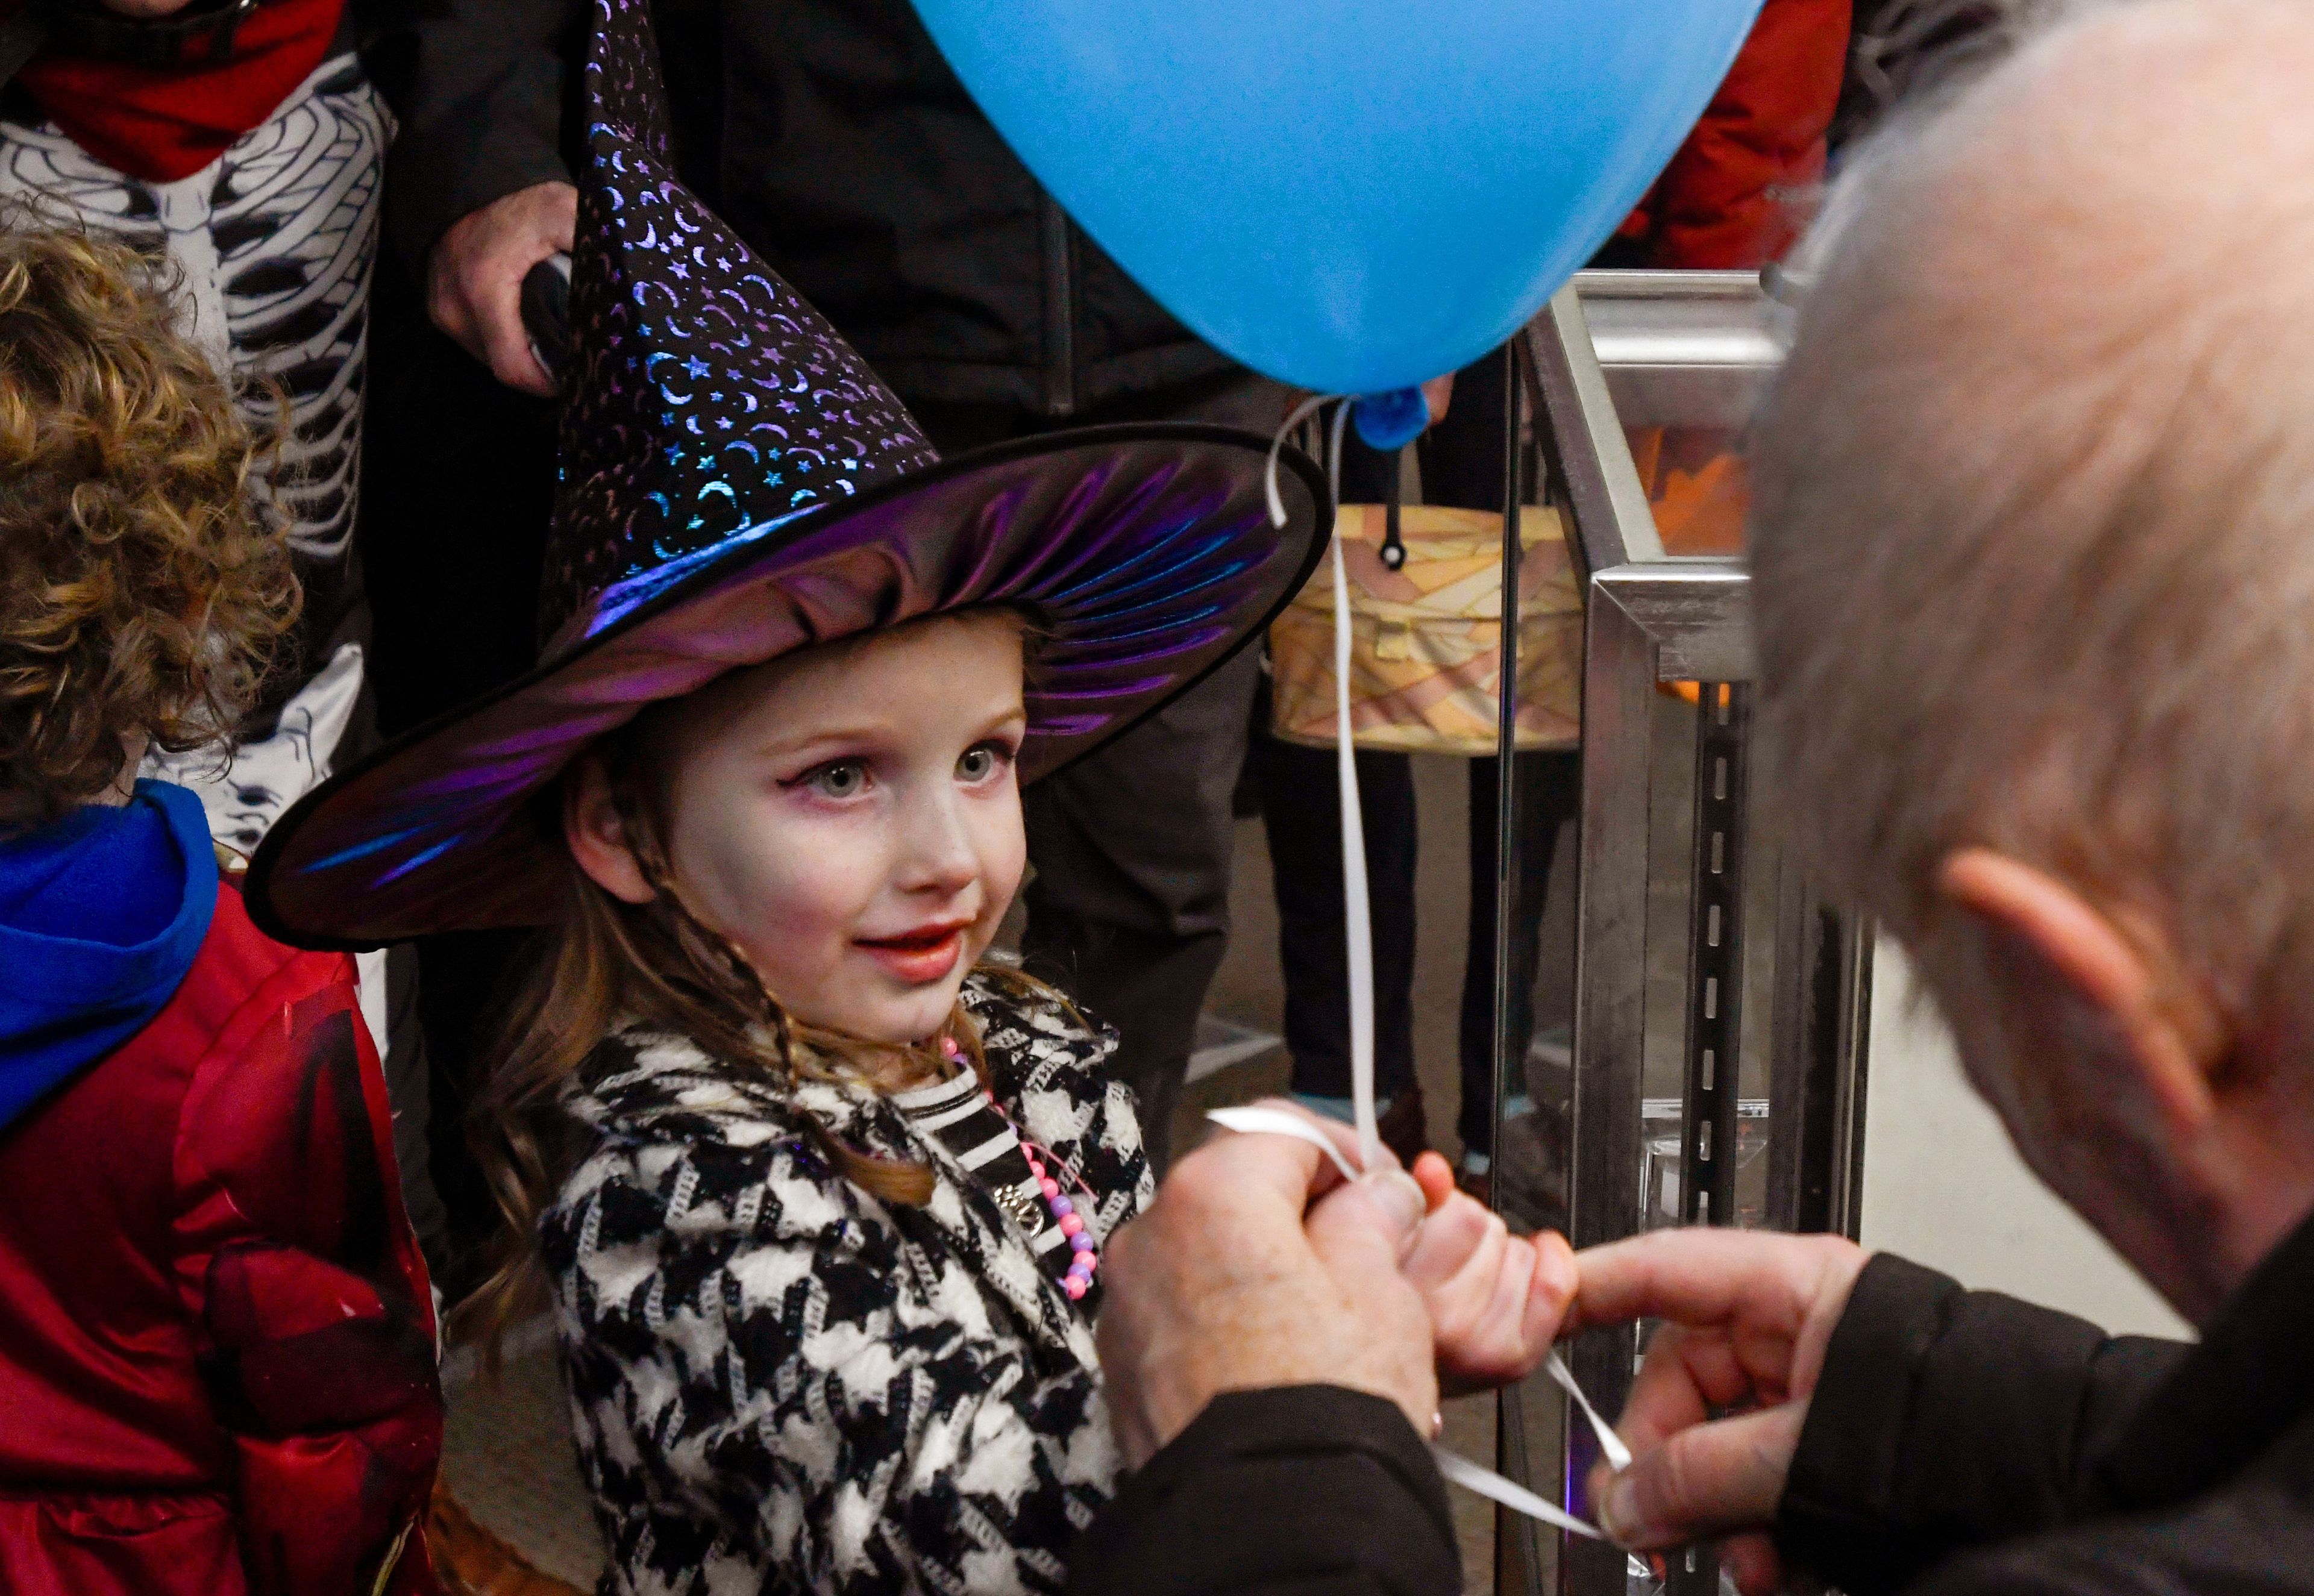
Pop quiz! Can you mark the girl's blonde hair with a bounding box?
[462,698,1066,1350]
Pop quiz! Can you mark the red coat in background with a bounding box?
[1617,0,1851,555]
[1618,0,1855,269]
[0,878,442,1595]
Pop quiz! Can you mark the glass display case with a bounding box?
[1481,272,1875,1596]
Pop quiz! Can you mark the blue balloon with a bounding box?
[912,0,1764,395]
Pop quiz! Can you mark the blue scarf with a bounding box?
[0,780,217,1133]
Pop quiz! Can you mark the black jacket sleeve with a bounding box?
[381,0,586,273]
[1070,1387,1462,1596]
[1774,1254,2189,1595]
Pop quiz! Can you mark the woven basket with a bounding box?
[1268,503,1581,756]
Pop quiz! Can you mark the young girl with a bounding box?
[509,607,1156,1592]
[249,2,1577,1590]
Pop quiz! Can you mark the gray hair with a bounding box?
[1749,0,2314,1041]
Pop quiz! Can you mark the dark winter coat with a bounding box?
[383,0,1232,418]
[1778,1233,2314,1596]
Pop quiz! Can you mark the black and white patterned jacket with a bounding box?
[540,976,1154,1596]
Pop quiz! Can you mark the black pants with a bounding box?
[916,371,1288,1171]
[1250,350,1578,1157]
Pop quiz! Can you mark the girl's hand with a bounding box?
[1403,1152,1578,1395]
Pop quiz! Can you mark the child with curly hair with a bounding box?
[0,226,441,1595]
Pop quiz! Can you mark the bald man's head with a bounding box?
[1752,0,2314,1038]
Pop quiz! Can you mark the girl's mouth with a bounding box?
[853,922,970,985]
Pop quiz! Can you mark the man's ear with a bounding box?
[1934,848,2216,1140]
[564,754,657,906]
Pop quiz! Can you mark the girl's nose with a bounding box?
[895,785,981,893]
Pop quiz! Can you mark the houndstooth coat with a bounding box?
[539,977,1155,1596]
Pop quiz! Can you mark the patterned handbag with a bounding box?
[1268,502,1582,755]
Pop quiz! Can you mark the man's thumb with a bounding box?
[1596,1403,1803,1549]
[1306,1169,1428,1272]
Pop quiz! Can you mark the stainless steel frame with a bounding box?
[1488,274,1873,1596]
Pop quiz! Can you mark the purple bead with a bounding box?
[1050,1195,1074,1218]
[1068,1255,1094,1277]
[1069,1231,1095,1253]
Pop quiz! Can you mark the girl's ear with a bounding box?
[565,753,657,906]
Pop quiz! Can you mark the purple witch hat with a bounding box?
[248,0,1326,950]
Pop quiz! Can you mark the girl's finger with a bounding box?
[1411,1150,1457,1213]
[1454,1235,1538,1376]
[1401,1192,1495,1292]
[1426,1218,1512,1348]
[1453,1209,1511,1313]
[1522,1231,1578,1351]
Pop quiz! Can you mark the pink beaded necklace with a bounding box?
[941,1035,1100,1300]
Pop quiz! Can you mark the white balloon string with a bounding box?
[1265,393,1336,529]
[1240,400,1603,1536]
[1207,1105,1361,1181]
[1431,1447,1602,1539]
[1549,1348,1633,1471]
[1205,1105,1617,1539]
[1322,399,1381,1175]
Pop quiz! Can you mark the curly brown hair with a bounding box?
[0,225,297,833]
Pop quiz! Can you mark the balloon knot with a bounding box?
[1351,386,1430,452]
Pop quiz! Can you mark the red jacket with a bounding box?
[0,877,441,1595]
[1619,0,1854,269]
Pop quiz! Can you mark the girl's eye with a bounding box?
[956,741,1012,784]
[797,761,868,800]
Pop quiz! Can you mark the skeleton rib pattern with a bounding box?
[0,54,388,572]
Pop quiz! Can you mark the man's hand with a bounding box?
[1569,1230,1869,1595]
[427,181,578,395]
[1099,1109,1438,1470]
[1404,1152,1577,1394]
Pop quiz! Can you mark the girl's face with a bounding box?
[571,613,1029,1044]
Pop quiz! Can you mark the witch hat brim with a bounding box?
[250,425,1323,949]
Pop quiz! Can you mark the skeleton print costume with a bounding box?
[544,975,1154,1596]
[0,52,384,585]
